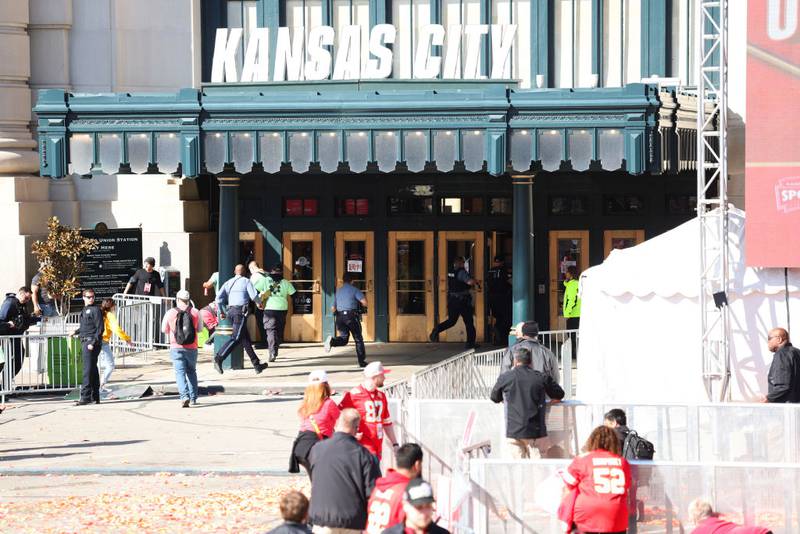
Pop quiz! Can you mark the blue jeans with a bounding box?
[99,342,115,386]
[170,348,198,401]
[39,302,58,317]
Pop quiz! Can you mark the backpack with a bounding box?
[622,430,655,460]
[174,307,196,345]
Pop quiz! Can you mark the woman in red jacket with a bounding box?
[560,426,631,534]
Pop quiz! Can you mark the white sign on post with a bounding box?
[211,24,517,83]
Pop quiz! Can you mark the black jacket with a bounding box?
[266,521,312,534]
[73,304,104,346]
[490,365,565,439]
[0,294,33,335]
[767,343,800,403]
[383,522,451,534]
[309,432,381,530]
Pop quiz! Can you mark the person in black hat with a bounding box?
[486,254,512,345]
[381,478,450,534]
[123,257,165,297]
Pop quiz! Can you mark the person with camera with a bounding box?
[254,264,296,362]
[324,272,368,368]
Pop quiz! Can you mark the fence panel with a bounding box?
[112,293,176,349]
[1,332,85,401]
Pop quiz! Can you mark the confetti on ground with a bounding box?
[0,475,311,534]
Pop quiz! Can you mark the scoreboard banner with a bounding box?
[745,0,800,267]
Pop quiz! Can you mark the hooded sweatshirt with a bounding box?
[365,469,412,534]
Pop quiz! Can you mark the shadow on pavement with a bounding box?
[0,439,148,454]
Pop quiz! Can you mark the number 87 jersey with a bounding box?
[561,450,632,533]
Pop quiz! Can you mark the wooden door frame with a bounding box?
[388,231,434,342]
[283,231,322,341]
[549,230,590,330]
[335,231,375,342]
[437,231,485,342]
[603,229,645,258]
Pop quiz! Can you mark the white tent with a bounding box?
[577,208,800,403]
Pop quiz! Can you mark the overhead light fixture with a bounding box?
[329,132,336,137]
[301,132,308,137]
[550,130,558,135]
[520,130,528,135]
[272,132,279,137]
[415,131,423,136]
[445,131,452,136]
[168,133,176,138]
[387,132,394,137]
[214,133,222,138]
[358,132,366,137]
[473,130,481,135]
[139,133,148,139]
[243,133,251,138]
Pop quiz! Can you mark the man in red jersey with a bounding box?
[339,361,398,460]
[365,443,423,533]
[689,499,772,534]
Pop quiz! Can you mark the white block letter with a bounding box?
[333,25,362,80]
[274,27,305,81]
[490,24,517,79]
[211,28,243,83]
[364,24,395,79]
[463,24,489,79]
[767,0,798,40]
[413,24,445,79]
[442,25,463,79]
[306,26,335,81]
[241,28,270,82]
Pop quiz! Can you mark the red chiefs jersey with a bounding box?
[365,469,410,533]
[339,385,392,459]
[562,450,631,532]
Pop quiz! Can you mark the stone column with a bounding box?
[511,174,535,341]
[214,175,243,369]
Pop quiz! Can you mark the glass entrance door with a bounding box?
[388,231,434,341]
[335,231,375,342]
[437,231,485,343]
[283,232,322,342]
[549,231,590,330]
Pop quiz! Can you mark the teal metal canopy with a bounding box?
[34,80,669,179]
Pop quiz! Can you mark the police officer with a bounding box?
[487,255,512,345]
[254,264,296,362]
[429,256,478,349]
[72,289,104,405]
[324,272,368,367]
[214,264,268,375]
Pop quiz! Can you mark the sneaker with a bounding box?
[213,359,224,375]
[254,362,268,374]
[191,399,198,406]
[181,399,190,408]
[268,353,277,363]
[324,336,332,353]
[429,330,438,342]
[100,385,112,393]
[358,360,368,368]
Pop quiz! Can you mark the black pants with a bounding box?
[433,296,476,346]
[488,294,512,345]
[80,341,101,402]
[566,317,580,360]
[330,311,366,363]
[262,309,287,358]
[253,306,268,346]
[216,305,262,366]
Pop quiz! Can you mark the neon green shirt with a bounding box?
[563,278,581,318]
[254,276,296,311]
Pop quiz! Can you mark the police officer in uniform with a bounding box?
[72,289,105,405]
[324,272,368,367]
[429,256,478,349]
[487,255,512,345]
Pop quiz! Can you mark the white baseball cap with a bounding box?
[176,289,191,301]
[364,361,391,378]
[308,369,329,384]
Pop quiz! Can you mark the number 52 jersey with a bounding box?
[561,449,631,533]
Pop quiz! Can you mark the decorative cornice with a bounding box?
[70,119,183,129]
[202,115,495,128]
[511,113,628,122]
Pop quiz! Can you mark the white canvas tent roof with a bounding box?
[577,208,800,403]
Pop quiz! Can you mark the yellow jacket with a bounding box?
[102,311,131,344]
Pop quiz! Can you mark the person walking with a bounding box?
[380,478,450,534]
[123,257,165,297]
[0,287,35,380]
[213,264,268,375]
[490,346,565,459]
[161,289,200,407]
[761,327,800,403]
[500,322,560,384]
[72,289,104,406]
[267,491,312,534]
[486,255,512,345]
[339,361,398,461]
[30,272,57,318]
[98,299,133,392]
[290,370,341,479]
[563,266,581,358]
[559,426,631,534]
[429,256,478,349]
[254,264,296,362]
[366,443,424,534]
[308,408,382,533]
[324,272,368,367]
[248,260,269,348]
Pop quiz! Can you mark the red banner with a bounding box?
[745,0,800,267]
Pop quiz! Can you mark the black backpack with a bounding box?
[174,307,196,345]
[622,430,655,460]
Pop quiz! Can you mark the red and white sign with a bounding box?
[745,0,800,267]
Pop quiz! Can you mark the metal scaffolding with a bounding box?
[696,0,730,401]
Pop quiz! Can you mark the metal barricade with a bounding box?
[112,293,176,349]
[1,332,85,403]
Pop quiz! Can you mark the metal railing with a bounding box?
[1,332,85,402]
[112,293,176,350]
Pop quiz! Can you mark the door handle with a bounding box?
[367,279,373,291]
[475,281,482,292]
[313,280,321,293]
[426,280,433,292]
